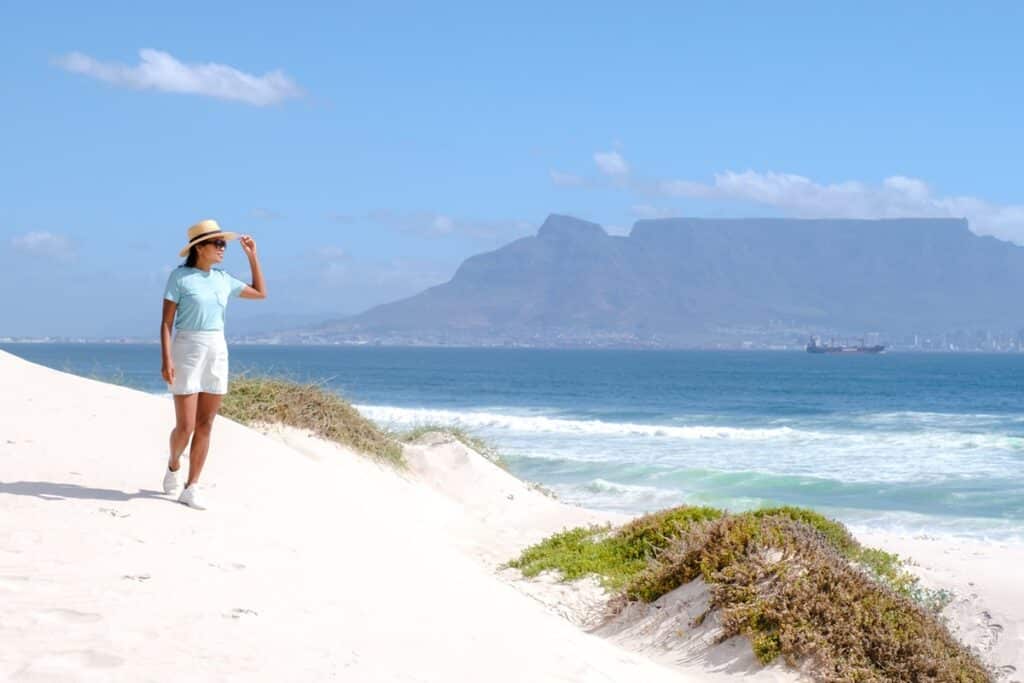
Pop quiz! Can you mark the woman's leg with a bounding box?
[185,392,224,487]
[169,394,198,471]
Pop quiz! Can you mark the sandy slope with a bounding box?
[854,529,1023,680]
[1,349,1020,682]
[0,350,693,682]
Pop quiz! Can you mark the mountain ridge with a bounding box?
[298,215,1024,347]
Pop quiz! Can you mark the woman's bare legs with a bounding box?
[169,394,198,471]
[185,392,224,487]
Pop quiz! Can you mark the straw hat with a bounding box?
[178,219,239,257]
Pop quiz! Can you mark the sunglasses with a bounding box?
[201,239,228,249]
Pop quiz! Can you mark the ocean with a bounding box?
[5,343,1023,543]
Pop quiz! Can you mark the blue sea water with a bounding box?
[5,343,1023,542]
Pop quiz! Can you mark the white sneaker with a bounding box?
[178,485,205,510]
[162,468,181,495]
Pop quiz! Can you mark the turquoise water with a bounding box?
[5,343,1023,541]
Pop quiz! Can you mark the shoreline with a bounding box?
[1,349,1020,681]
[10,339,1024,354]
[3,342,1022,547]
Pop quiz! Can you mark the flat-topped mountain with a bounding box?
[303,214,1024,346]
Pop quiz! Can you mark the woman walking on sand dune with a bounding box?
[160,219,266,509]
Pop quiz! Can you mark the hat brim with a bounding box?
[178,232,239,258]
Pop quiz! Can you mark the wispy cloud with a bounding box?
[649,170,1024,242]
[313,251,450,294]
[365,210,532,241]
[549,170,585,187]
[312,245,349,262]
[594,151,629,177]
[555,149,1024,243]
[545,150,627,188]
[10,231,75,261]
[310,246,351,285]
[54,49,303,106]
[631,204,677,219]
[250,208,283,221]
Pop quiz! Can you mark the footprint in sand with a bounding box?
[227,608,259,620]
[994,664,1017,682]
[98,507,130,518]
[121,574,151,582]
[976,610,1005,652]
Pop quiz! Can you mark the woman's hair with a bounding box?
[182,246,199,268]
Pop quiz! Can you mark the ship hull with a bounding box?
[806,345,885,354]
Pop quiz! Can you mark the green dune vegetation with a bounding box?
[219,378,504,469]
[219,376,403,465]
[507,506,987,682]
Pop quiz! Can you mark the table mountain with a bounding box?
[304,214,1024,346]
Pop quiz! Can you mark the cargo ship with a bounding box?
[806,336,885,354]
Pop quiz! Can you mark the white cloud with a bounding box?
[310,246,351,286]
[250,208,283,221]
[431,215,456,234]
[549,170,585,187]
[569,149,1024,242]
[313,253,451,294]
[366,210,532,241]
[594,151,630,177]
[54,49,302,106]
[10,231,75,260]
[650,169,1024,242]
[631,204,677,219]
[370,258,452,289]
[313,246,348,261]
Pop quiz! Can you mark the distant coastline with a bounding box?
[6,337,1024,353]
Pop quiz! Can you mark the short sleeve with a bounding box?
[227,272,247,297]
[163,269,181,303]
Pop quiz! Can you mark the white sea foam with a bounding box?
[563,478,690,513]
[856,410,1024,425]
[560,480,1024,543]
[359,404,824,441]
[359,404,1024,454]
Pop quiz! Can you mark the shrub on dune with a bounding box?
[220,376,403,465]
[510,506,987,682]
[506,505,723,590]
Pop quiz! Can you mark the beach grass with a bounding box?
[508,505,986,681]
[506,506,724,590]
[220,376,404,465]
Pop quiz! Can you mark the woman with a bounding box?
[160,219,266,509]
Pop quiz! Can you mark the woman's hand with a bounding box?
[239,234,257,258]
[162,363,175,385]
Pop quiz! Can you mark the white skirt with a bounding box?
[170,330,229,395]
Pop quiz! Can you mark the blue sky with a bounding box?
[3,2,1023,337]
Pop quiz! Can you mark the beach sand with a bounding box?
[0,349,1020,682]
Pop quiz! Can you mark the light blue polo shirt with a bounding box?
[164,267,247,331]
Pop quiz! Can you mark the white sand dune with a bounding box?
[0,350,707,682]
[1,349,1020,682]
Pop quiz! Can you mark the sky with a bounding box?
[2,1,1023,337]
